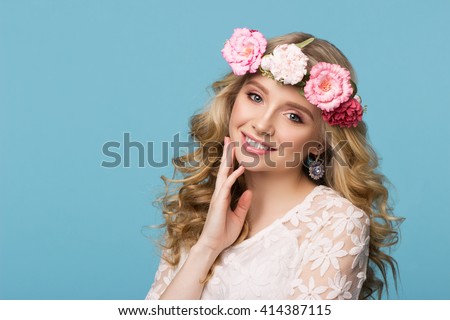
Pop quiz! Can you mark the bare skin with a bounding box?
[160,136,252,299]
[160,75,323,299]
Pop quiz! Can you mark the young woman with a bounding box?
[146,28,402,300]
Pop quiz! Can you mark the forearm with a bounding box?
[159,243,219,300]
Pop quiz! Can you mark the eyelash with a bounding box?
[287,113,303,123]
[246,92,303,124]
[247,92,263,103]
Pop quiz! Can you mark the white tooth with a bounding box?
[246,136,270,150]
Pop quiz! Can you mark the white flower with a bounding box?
[146,288,161,300]
[146,259,173,300]
[306,210,332,237]
[209,275,221,286]
[357,271,367,289]
[331,206,364,238]
[202,273,225,299]
[289,212,301,227]
[296,277,327,300]
[153,260,174,287]
[154,260,169,281]
[309,237,347,276]
[326,271,353,300]
[262,233,280,248]
[289,278,304,296]
[296,239,314,269]
[222,252,237,265]
[261,44,309,85]
[230,258,271,298]
[318,196,345,211]
[350,226,370,269]
[294,209,316,225]
[268,242,295,280]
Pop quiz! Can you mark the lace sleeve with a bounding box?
[291,199,370,300]
[145,254,176,300]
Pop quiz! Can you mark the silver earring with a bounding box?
[308,155,324,180]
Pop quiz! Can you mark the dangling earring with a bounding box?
[308,154,325,180]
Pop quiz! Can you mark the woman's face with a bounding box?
[229,74,323,173]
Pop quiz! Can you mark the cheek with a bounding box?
[229,97,252,128]
[277,130,320,156]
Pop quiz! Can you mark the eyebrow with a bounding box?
[245,80,314,120]
[246,80,268,95]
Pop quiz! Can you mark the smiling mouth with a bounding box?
[242,132,277,151]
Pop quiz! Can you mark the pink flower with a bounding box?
[321,98,363,127]
[304,62,353,111]
[222,28,267,76]
[260,44,309,85]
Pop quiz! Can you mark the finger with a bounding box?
[214,136,230,189]
[233,190,253,222]
[215,136,233,189]
[217,164,245,199]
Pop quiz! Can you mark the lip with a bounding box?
[241,131,277,155]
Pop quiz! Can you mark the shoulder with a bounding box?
[311,186,368,219]
[301,185,370,239]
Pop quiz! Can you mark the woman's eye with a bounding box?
[287,113,302,123]
[247,93,263,103]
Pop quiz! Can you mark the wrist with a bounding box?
[191,242,221,263]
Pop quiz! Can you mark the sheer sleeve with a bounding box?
[290,197,370,300]
[145,254,176,300]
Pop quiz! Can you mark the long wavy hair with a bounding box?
[155,32,403,299]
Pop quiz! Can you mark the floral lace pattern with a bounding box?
[146,185,370,300]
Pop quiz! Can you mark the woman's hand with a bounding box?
[158,136,252,299]
[196,136,253,255]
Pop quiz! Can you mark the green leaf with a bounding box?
[296,37,315,49]
[259,66,274,80]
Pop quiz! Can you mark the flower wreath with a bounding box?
[221,28,365,128]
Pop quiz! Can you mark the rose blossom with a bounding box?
[304,62,353,111]
[260,44,309,85]
[221,28,267,76]
[321,98,363,127]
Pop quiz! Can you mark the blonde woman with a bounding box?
[146,29,402,300]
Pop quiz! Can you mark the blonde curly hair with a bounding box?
[154,32,403,299]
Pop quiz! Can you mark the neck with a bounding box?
[243,169,317,231]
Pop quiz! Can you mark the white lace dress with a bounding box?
[146,185,370,300]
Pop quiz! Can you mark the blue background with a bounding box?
[1,0,449,299]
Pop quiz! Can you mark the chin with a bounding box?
[236,152,275,171]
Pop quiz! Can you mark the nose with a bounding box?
[251,111,275,137]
